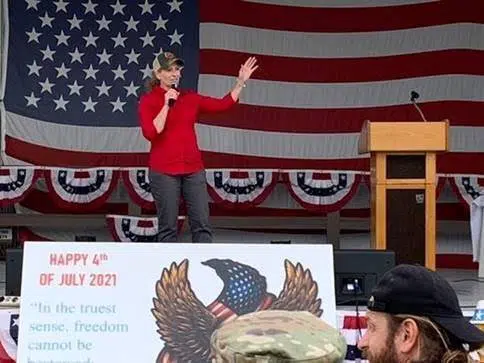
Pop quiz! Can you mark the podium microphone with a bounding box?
[168,84,177,107]
[410,90,427,122]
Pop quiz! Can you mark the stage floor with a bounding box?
[0,262,481,312]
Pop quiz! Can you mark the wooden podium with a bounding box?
[358,120,449,269]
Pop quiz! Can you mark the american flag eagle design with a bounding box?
[151,258,323,363]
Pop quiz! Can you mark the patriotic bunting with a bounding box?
[449,176,484,206]
[0,167,39,208]
[206,170,278,208]
[44,168,119,211]
[122,168,155,211]
[106,214,184,242]
[0,167,476,214]
[284,172,362,213]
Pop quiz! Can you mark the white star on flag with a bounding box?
[168,29,183,46]
[39,12,54,27]
[110,97,126,112]
[82,0,97,14]
[97,16,111,31]
[26,28,41,43]
[25,92,40,107]
[167,0,183,13]
[53,95,69,111]
[67,80,83,96]
[82,97,97,112]
[39,78,55,94]
[67,14,83,30]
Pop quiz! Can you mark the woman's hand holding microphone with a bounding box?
[164,87,179,107]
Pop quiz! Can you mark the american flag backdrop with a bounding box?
[1,0,484,172]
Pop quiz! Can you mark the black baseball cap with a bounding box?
[367,264,484,345]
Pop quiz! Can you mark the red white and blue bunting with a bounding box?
[44,168,119,211]
[206,170,278,208]
[106,214,184,242]
[0,167,40,207]
[0,166,481,213]
[448,176,484,206]
[284,172,361,212]
[122,168,155,211]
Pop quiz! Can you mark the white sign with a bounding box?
[18,242,337,363]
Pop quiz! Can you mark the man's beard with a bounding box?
[362,335,400,363]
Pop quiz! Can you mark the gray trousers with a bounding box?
[149,169,212,243]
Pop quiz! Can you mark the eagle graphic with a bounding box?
[151,258,323,363]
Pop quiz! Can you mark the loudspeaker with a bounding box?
[333,249,395,305]
[6,248,23,296]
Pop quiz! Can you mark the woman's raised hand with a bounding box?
[237,56,258,83]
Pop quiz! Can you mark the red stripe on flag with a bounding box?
[437,203,470,221]
[208,302,224,315]
[200,101,484,133]
[5,136,148,167]
[202,151,369,171]
[218,309,237,322]
[200,50,484,83]
[205,152,484,175]
[436,254,479,270]
[209,302,237,321]
[7,135,368,170]
[200,0,484,32]
[6,137,484,175]
[437,153,484,175]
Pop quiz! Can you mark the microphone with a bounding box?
[410,90,427,122]
[168,84,177,107]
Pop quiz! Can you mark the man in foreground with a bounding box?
[357,264,484,362]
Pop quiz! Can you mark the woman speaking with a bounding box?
[138,51,258,243]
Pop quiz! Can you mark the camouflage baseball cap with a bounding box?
[152,51,184,71]
[210,310,347,363]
